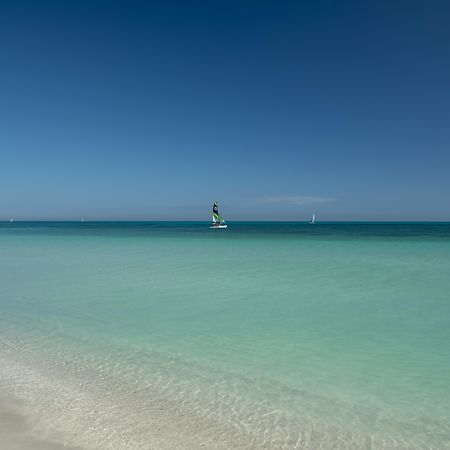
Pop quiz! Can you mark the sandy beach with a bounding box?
[0,395,83,450]
[0,346,261,450]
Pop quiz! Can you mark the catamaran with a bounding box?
[211,202,227,229]
[310,214,316,224]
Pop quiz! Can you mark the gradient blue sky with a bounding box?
[1,0,449,220]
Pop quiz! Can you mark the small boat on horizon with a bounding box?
[310,214,316,224]
[211,202,227,229]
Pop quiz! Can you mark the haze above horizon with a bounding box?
[1,0,449,221]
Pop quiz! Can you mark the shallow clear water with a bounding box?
[1,222,450,448]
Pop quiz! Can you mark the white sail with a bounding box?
[310,214,315,224]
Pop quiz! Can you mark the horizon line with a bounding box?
[2,220,450,224]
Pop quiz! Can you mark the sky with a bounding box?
[1,0,449,221]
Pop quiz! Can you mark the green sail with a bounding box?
[212,203,225,223]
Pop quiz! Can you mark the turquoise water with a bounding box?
[1,222,450,448]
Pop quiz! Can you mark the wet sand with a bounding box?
[0,396,84,450]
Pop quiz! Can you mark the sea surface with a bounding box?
[1,222,449,449]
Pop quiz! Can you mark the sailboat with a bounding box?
[310,214,315,224]
[211,202,227,229]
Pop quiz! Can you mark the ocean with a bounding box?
[1,222,449,449]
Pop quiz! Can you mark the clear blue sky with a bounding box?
[1,0,449,220]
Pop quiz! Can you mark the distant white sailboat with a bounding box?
[210,202,227,229]
[310,214,315,224]
[9,218,13,223]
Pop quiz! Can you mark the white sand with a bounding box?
[0,396,83,450]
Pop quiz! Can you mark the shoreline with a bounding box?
[2,331,445,450]
[0,340,265,450]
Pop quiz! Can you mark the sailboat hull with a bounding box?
[210,225,228,229]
